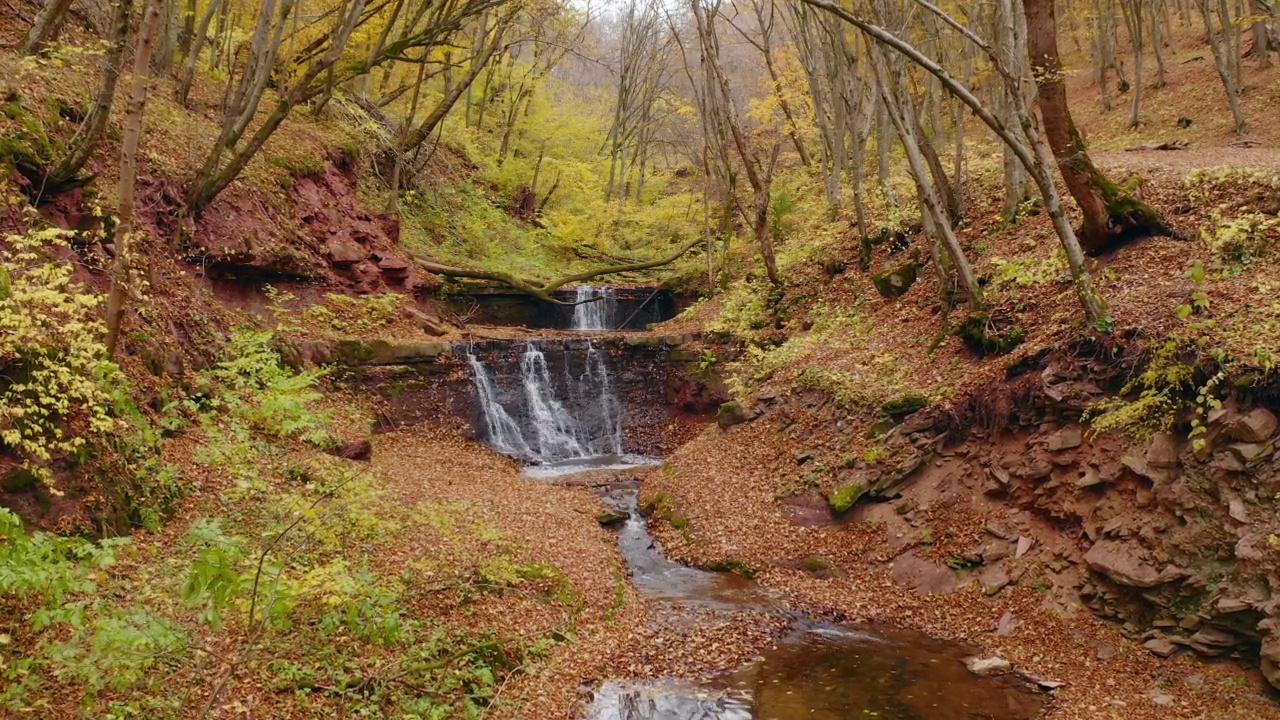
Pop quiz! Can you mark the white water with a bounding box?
[572,286,617,331]
[467,354,534,458]
[467,341,632,468]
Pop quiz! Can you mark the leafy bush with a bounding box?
[200,328,332,446]
[1085,339,1200,440]
[1204,211,1277,264]
[0,228,118,486]
[0,508,185,710]
[301,293,402,335]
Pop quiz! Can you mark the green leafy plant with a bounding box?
[0,228,119,487]
[1085,339,1203,440]
[200,328,333,446]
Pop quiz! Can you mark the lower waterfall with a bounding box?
[466,341,643,476]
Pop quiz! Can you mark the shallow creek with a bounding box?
[580,483,1046,720]
[464,311,1045,719]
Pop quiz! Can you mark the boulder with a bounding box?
[1262,636,1280,691]
[1226,441,1273,466]
[596,511,629,527]
[995,611,1019,636]
[1188,626,1238,649]
[326,236,368,264]
[1146,432,1180,469]
[1144,635,1181,658]
[1084,539,1163,587]
[403,306,448,336]
[376,254,410,277]
[980,565,1011,595]
[964,656,1012,676]
[716,401,758,429]
[1047,426,1083,451]
[1227,407,1278,443]
[872,261,920,299]
[1015,535,1034,559]
[828,483,864,513]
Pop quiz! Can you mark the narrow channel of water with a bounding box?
[587,487,1046,720]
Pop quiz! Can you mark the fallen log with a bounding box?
[413,236,703,304]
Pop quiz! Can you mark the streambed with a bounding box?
[581,485,1045,720]
[460,295,1045,719]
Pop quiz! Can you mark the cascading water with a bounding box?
[572,286,617,331]
[466,340,644,476]
[466,354,534,459]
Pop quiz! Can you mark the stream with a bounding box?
[465,286,1046,720]
[583,486,1046,720]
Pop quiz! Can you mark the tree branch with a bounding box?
[412,236,702,302]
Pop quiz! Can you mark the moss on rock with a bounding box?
[957,313,1026,357]
[872,261,920,299]
[828,483,864,513]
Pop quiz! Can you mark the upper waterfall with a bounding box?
[571,286,617,331]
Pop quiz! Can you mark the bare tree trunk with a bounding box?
[690,0,780,285]
[52,0,135,184]
[1227,0,1244,87]
[154,0,181,73]
[875,96,895,205]
[1151,0,1168,85]
[19,0,76,55]
[106,0,163,358]
[1252,0,1274,67]
[1200,0,1248,132]
[1025,0,1175,251]
[799,0,1115,321]
[177,0,225,106]
[1121,0,1145,127]
[179,0,196,60]
[400,14,511,152]
[870,41,982,309]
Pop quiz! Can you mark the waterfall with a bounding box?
[520,345,588,459]
[572,286,617,331]
[467,341,625,464]
[466,354,534,459]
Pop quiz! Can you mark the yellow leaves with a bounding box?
[0,228,117,486]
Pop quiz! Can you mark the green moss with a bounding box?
[865,417,896,439]
[596,511,628,527]
[801,554,833,572]
[702,559,758,578]
[878,393,928,418]
[872,261,920,299]
[957,313,1026,356]
[669,514,690,531]
[827,483,864,514]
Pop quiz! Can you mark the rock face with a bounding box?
[343,334,716,459]
[1084,540,1164,588]
[187,152,432,294]
[747,338,1280,694]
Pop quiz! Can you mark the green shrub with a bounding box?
[201,328,332,446]
[0,228,119,487]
